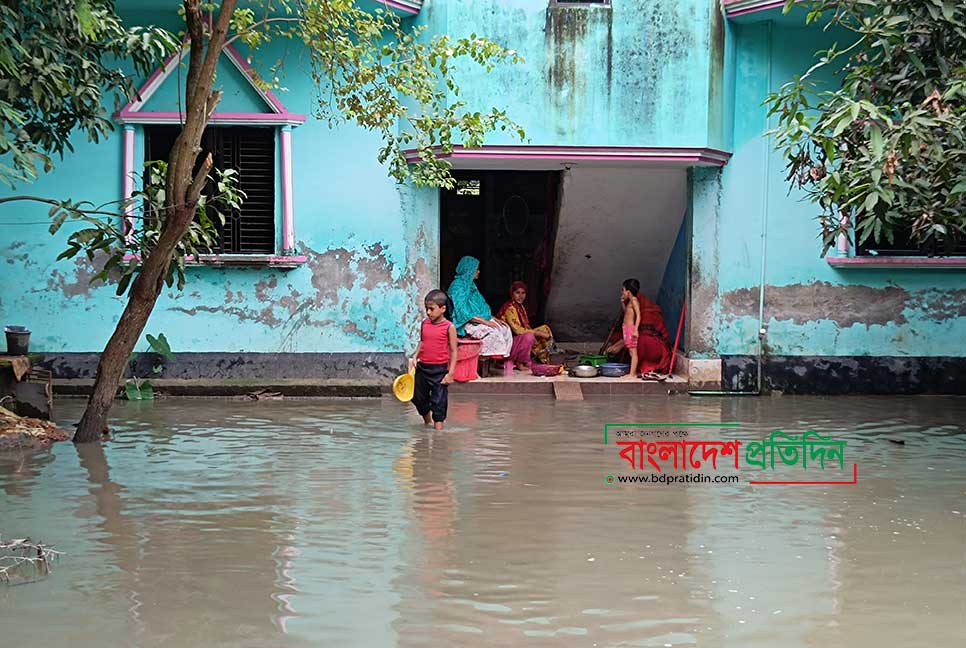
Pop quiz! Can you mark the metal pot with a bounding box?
[570,364,599,378]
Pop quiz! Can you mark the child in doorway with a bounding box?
[409,289,458,430]
[621,279,642,378]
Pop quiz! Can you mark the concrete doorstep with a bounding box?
[53,373,688,399]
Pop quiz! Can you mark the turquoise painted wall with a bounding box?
[140,55,268,114]
[0,7,438,357]
[3,2,962,365]
[0,0,726,361]
[424,0,721,148]
[708,22,966,358]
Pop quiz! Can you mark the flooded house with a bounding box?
[1,0,963,394]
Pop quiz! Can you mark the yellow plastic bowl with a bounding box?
[393,368,415,402]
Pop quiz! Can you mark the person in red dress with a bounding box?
[604,291,673,376]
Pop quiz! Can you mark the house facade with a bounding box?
[1,0,963,393]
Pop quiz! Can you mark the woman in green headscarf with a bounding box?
[448,256,535,369]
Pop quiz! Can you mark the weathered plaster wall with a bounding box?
[711,22,966,359]
[0,10,438,362]
[687,167,722,358]
[545,167,686,341]
[436,0,718,147]
[7,2,961,383]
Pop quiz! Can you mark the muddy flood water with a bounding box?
[2,395,965,647]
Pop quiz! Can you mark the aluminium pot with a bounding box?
[570,364,599,378]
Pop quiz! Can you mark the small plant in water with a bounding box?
[125,333,174,401]
[0,536,63,585]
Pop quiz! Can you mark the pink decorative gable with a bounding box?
[115,43,306,126]
[116,42,305,259]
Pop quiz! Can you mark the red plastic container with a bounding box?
[531,363,563,377]
[454,338,482,382]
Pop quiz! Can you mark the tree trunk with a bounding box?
[73,0,236,443]
[74,212,192,442]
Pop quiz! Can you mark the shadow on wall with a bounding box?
[657,213,688,353]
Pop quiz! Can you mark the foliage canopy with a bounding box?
[767,0,966,255]
[0,0,176,187]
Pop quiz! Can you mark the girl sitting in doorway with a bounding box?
[497,281,555,364]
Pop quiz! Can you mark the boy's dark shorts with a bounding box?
[412,363,449,422]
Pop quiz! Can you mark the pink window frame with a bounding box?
[117,42,306,258]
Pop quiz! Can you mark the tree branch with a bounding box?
[186,152,214,207]
[187,1,237,114]
[0,195,214,223]
[0,196,119,216]
[223,17,301,48]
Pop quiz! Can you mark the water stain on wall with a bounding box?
[689,257,719,353]
[908,289,966,320]
[164,229,433,349]
[44,254,119,300]
[545,4,613,138]
[707,0,726,141]
[722,282,966,327]
[611,0,698,140]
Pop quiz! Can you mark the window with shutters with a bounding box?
[855,224,966,258]
[145,125,277,255]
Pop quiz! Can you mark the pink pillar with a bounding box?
[123,126,136,243]
[280,126,295,255]
[836,212,849,256]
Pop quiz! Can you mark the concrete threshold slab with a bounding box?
[449,373,688,396]
[553,382,584,401]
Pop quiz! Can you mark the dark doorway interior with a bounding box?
[440,171,560,324]
[145,125,276,254]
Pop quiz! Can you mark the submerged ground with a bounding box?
[1,395,965,647]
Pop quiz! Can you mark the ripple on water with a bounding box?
[1,396,965,647]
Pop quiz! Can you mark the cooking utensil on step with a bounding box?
[570,364,599,378]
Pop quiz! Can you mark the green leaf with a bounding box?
[907,51,927,76]
[822,139,836,163]
[832,115,850,138]
[49,210,69,234]
[116,272,132,296]
[870,126,884,158]
[941,1,955,21]
[864,193,879,213]
[124,381,143,401]
[75,1,98,39]
[950,179,966,196]
[145,333,174,359]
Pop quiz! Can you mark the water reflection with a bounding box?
[0,396,964,646]
[0,447,55,499]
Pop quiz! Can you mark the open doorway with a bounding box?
[439,171,560,324]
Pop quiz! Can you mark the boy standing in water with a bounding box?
[621,279,642,378]
[409,289,458,430]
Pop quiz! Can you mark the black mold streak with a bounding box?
[724,355,966,395]
[708,0,725,123]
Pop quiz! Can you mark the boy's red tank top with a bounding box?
[419,318,453,364]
